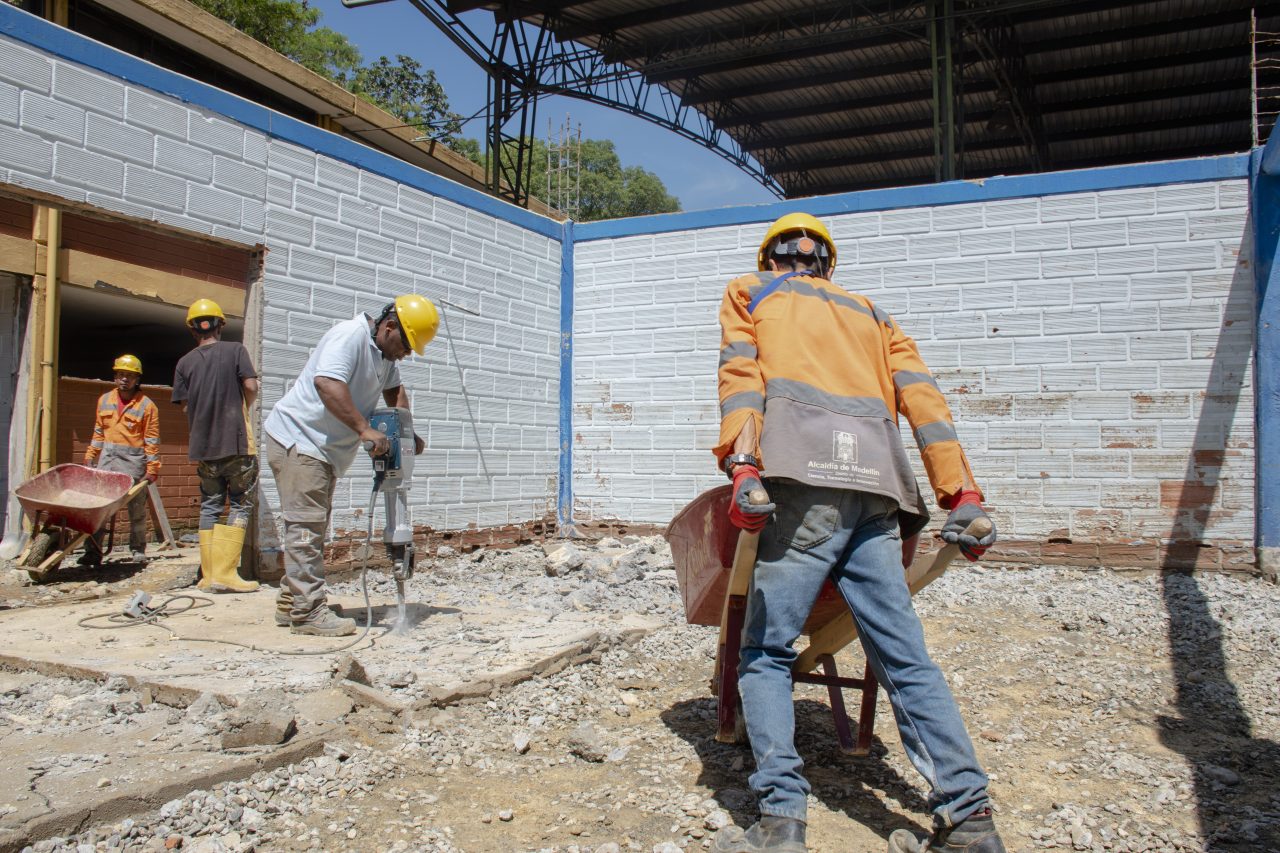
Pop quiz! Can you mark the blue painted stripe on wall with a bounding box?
[576,154,1251,242]
[0,4,562,239]
[1251,144,1279,551]
[557,220,575,532]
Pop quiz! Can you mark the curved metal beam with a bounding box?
[384,0,783,203]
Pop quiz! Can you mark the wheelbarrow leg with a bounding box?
[817,653,856,753]
[716,592,749,744]
[855,660,878,756]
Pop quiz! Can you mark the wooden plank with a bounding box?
[146,482,176,548]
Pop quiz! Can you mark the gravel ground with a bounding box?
[5,535,1279,853]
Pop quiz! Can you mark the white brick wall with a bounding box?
[0,34,563,540]
[573,180,1255,548]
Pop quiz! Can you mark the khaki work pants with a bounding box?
[266,435,337,619]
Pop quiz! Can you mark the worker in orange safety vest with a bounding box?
[711,213,1002,853]
[81,354,160,565]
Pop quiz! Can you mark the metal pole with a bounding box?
[38,207,60,472]
[1253,6,1260,148]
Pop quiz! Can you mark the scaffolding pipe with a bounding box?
[39,207,60,472]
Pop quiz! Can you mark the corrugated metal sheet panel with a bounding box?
[514,0,1275,196]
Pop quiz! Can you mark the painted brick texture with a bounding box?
[573,180,1255,568]
[0,35,562,548]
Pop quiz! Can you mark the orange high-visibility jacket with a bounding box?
[716,270,980,534]
[84,390,162,479]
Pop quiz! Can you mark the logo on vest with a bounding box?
[833,430,858,463]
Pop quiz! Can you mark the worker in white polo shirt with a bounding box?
[263,295,438,636]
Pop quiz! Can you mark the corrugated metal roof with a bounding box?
[476,0,1278,196]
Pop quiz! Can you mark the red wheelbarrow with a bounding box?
[665,484,990,754]
[12,464,148,581]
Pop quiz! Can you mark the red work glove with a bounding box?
[728,465,775,532]
[941,489,996,561]
[144,472,158,484]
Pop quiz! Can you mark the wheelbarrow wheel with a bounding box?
[22,531,57,581]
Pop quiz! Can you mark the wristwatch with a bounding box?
[723,453,760,479]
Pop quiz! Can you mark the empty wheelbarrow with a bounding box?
[12,464,148,581]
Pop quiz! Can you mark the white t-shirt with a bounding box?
[264,314,402,474]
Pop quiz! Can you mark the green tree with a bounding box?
[460,135,679,220]
[352,56,462,144]
[189,0,458,137]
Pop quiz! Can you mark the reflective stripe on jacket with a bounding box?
[85,390,161,479]
[716,269,979,523]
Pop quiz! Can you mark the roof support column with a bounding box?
[1252,141,1280,582]
[929,0,957,182]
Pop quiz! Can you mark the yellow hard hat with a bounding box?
[394,294,439,355]
[757,212,837,273]
[113,354,142,375]
[186,298,226,326]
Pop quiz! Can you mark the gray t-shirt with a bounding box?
[264,314,402,474]
[172,341,258,462]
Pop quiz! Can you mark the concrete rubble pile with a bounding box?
[0,535,1275,852]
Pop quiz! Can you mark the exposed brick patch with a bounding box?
[0,195,33,237]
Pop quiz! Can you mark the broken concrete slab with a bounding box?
[339,679,409,715]
[0,587,661,710]
[0,723,331,853]
[293,688,354,724]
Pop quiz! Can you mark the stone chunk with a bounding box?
[545,543,584,577]
[565,721,607,763]
[220,691,297,749]
[332,653,371,686]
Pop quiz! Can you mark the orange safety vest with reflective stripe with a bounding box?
[84,390,161,479]
[716,270,979,533]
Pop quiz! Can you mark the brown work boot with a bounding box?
[290,606,356,637]
[888,809,1006,852]
[713,817,806,852]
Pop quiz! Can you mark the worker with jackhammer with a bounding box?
[80,354,160,566]
[711,213,1002,853]
[172,298,260,593]
[262,295,438,637]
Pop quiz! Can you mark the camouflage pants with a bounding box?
[197,454,258,530]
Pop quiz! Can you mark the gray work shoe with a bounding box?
[290,607,357,637]
[888,811,1006,853]
[130,550,148,563]
[713,817,806,853]
[274,591,342,626]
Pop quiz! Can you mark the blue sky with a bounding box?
[311,0,778,213]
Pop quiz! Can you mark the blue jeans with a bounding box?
[738,480,989,827]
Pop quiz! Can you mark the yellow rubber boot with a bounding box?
[210,524,259,593]
[197,529,214,590]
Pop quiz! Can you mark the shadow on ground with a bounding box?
[1157,217,1280,851]
[661,695,928,844]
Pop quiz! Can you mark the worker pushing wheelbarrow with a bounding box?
[12,463,149,581]
[667,213,1006,853]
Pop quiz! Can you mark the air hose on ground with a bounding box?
[77,486,383,657]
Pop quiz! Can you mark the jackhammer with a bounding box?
[366,406,416,634]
